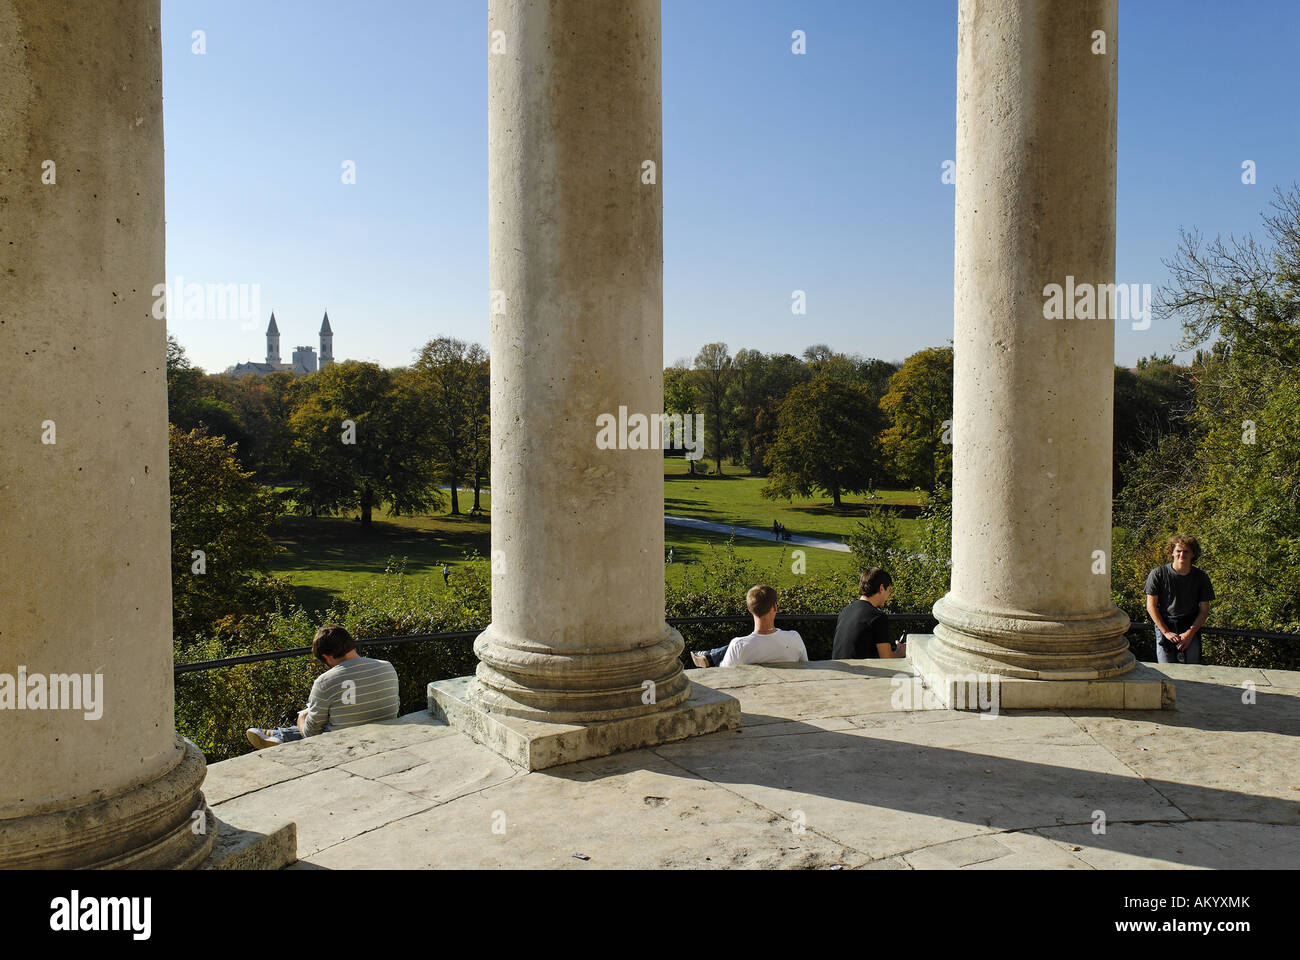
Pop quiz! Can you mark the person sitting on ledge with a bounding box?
[831,567,907,659]
[247,624,400,749]
[689,584,808,669]
[1145,534,1214,665]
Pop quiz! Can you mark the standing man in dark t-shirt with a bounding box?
[1144,534,1214,665]
[832,568,907,659]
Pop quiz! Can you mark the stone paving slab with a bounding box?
[200,658,1300,869]
[1261,669,1300,691]
[730,676,905,723]
[1033,820,1300,869]
[260,712,456,775]
[654,713,1180,861]
[301,749,866,870]
[202,751,305,804]
[900,829,1092,870]
[211,767,434,858]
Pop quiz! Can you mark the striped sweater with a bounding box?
[301,656,400,736]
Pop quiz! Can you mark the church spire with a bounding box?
[266,312,280,365]
[319,311,334,369]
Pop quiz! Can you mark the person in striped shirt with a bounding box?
[246,624,400,749]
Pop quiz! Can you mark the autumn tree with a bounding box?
[878,346,954,489]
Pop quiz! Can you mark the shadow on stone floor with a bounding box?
[532,703,1300,869]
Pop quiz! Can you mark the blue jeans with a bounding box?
[1155,627,1202,665]
[703,644,730,667]
[271,725,304,743]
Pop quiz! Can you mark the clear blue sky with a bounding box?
[161,0,1300,374]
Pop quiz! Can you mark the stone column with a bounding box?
[430,0,739,765]
[475,0,688,721]
[0,0,215,866]
[914,0,1169,709]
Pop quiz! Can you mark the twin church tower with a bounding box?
[227,312,336,377]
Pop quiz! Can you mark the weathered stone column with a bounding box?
[429,0,739,766]
[913,0,1171,709]
[0,0,216,866]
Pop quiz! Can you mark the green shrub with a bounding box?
[176,556,491,762]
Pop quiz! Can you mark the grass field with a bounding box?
[267,464,924,613]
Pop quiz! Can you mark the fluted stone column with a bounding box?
[914,0,1169,709]
[0,0,215,866]
[429,0,739,765]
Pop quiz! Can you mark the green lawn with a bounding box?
[663,458,924,542]
[267,489,491,615]
[266,466,924,613]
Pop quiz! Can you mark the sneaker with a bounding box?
[246,728,282,750]
[690,651,710,669]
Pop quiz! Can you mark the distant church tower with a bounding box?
[266,312,281,365]
[319,311,334,369]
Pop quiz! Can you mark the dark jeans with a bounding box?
[1155,626,1202,665]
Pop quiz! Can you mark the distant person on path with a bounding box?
[246,625,400,749]
[667,547,674,564]
[1145,535,1214,665]
[442,563,450,587]
[773,520,780,540]
[689,585,808,668]
[832,568,906,659]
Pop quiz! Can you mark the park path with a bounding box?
[663,514,851,553]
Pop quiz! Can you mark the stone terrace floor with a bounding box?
[204,659,1300,869]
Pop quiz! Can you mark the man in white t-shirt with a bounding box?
[689,584,808,668]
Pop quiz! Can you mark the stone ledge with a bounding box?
[428,676,741,770]
[909,635,1175,710]
[198,811,297,870]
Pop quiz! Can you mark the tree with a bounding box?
[728,348,768,471]
[1114,185,1300,646]
[411,338,489,515]
[466,353,491,513]
[693,342,733,475]
[169,424,294,644]
[289,361,442,526]
[1112,361,1193,495]
[801,344,859,382]
[664,362,700,475]
[762,375,885,507]
[878,346,954,489]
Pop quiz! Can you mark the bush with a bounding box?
[666,538,860,658]
[175,556,492,762]
[174,606,319,762]
[847,486,952,615]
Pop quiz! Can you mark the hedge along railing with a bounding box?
[172,614,1298,676]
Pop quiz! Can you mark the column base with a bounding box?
[0,736,216,869]
[470,622,693,722]
[910,635,1175,710]
[429,676,740,771]
[931,594,1137,679]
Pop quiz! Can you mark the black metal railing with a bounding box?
[173,613,1297,676]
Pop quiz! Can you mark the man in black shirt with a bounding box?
[832,568,906,659]
[1144,534,1214,665]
